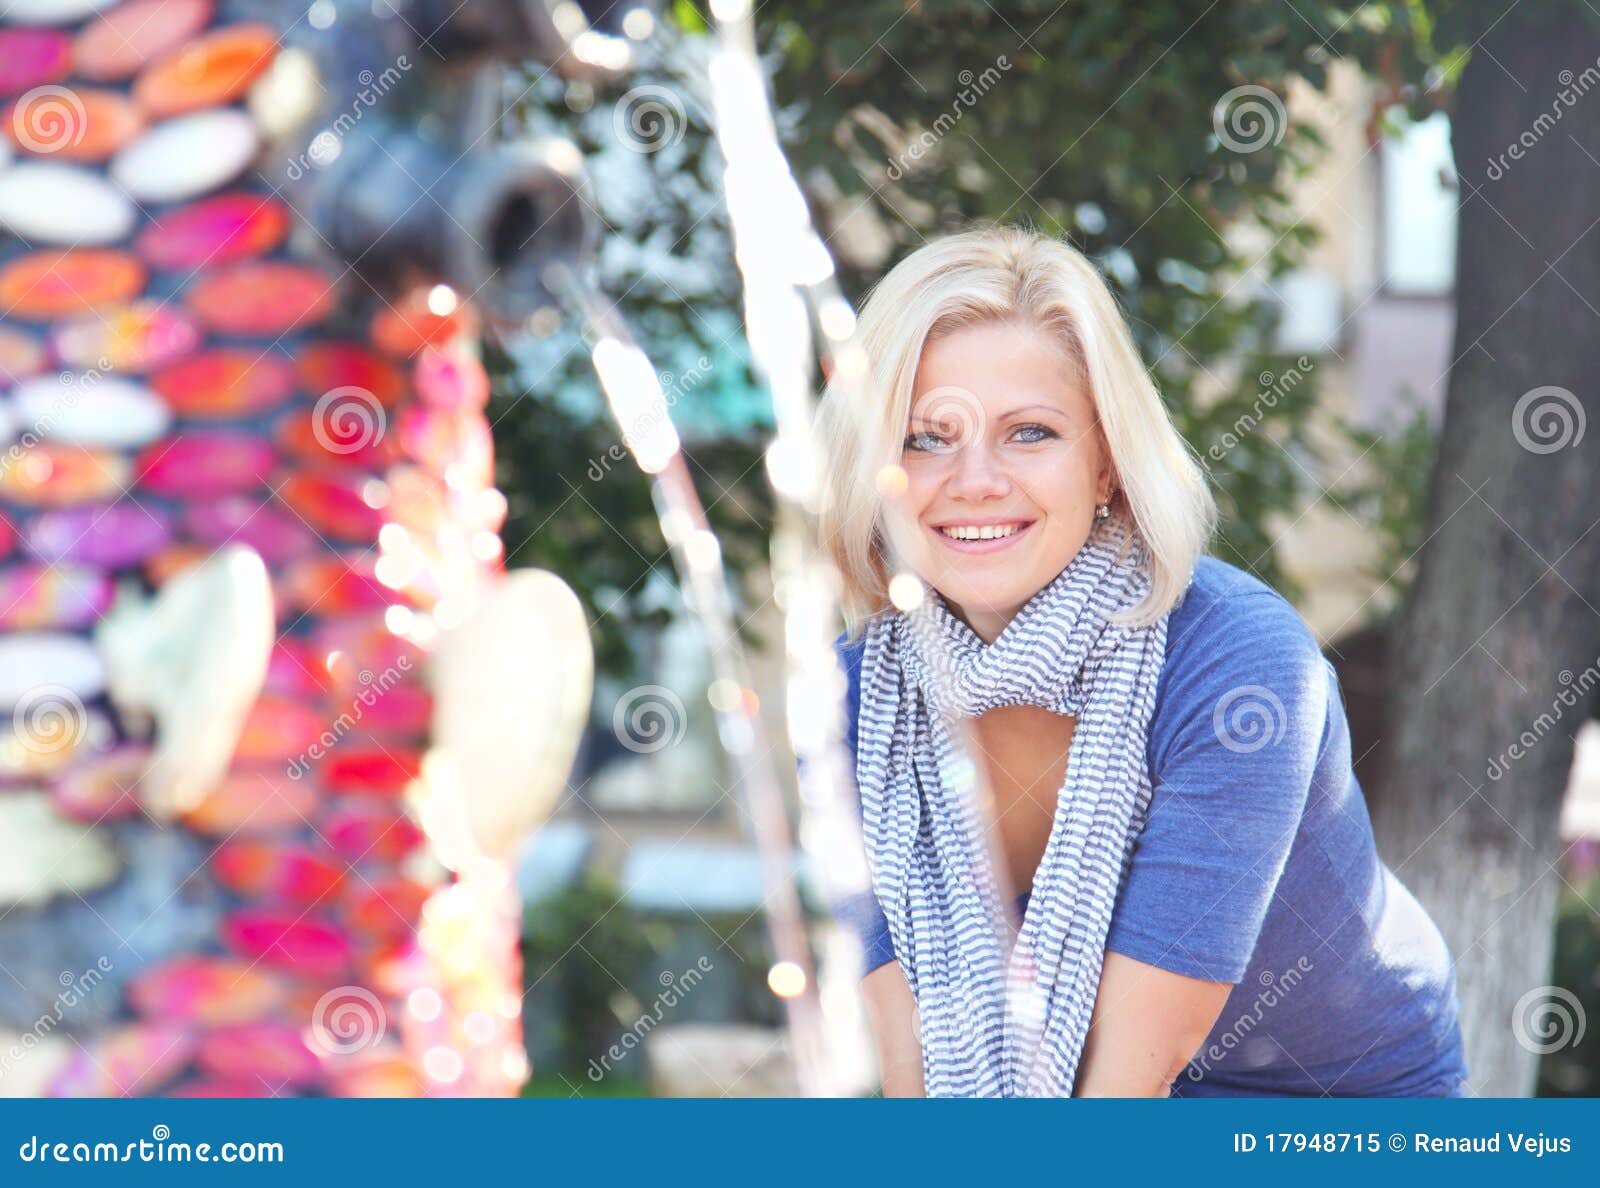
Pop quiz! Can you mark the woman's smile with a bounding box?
[929,516,1037,554]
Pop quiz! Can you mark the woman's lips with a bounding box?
[928,520,1036,554]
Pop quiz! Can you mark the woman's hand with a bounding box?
[861,961,926,1096]
[1072,950,1233,1096]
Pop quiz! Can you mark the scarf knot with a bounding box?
[854,518,1170,1096]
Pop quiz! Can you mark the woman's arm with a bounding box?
[1072,950,1232,1096]
[860,961,926,1096]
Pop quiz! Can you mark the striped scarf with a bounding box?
[854,518,1169,1096]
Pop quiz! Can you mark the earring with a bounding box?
[1094,496,1111,519]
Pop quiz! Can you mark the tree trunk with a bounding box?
[1372,10,1600,1097]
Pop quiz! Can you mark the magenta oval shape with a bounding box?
[0,30,72,98]
[135,433,276,497]
[24,502,174,567]
[182,494,316,563]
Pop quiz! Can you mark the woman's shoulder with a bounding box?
[1154,555,1332,757]
[1166,555,1321,663]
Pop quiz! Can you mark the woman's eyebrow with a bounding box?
[908,400,1067,422]
[997,402,1067,418]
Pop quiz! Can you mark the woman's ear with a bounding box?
[1095,448,1117,506]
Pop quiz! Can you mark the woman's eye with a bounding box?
[903,431,946,452]
[1011,423,1057,444]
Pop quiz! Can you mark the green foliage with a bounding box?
[1537,863,1600,1096]
[1330,403,1438,604]
[745,0,1423,596]
[520,872,657,1079]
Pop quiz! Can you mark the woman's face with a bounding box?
[881,320,1113,644]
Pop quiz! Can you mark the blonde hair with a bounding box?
[816,224,1217,642]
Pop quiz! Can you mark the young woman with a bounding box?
[812,225,1468,1098]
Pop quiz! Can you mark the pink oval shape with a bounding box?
[311,614,423,697]
[24,502,173,567]
[74,0,214,83]
[413,345,489,412]
[0,30,72,98]
[126,956,286,1027]
[136,433,276,497]
[263,637,331,698]
[396,405,493,484]
[135,190,289,271]
[183,495,316,563]
[325,803,425,864]
[222,910,353,978]
[0,562,114,630]
[196,1021,322,1089]
[358,683,433,736]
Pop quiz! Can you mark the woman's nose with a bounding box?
[945,437,1011,500]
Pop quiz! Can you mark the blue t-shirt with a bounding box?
[828,556,1469,1096]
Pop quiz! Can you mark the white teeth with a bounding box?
[938,523,1022,541]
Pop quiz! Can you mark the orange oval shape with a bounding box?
[277,472,386,542]
[180,766,319,836]
[186,262,335,335]
[370,288,481,357]
[279,554,393,616]
[133,24,278,117]
[151,348,296,417]
[4,87,145,161]
[235,696,326,763]
[0,446,130,506]
[212,840,347,906]
[0,249,145,320]
[296,341,408,407]
[75,0,215,83]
